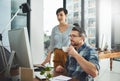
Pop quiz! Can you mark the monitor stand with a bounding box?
[4,50,15,77]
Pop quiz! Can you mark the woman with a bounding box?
[41,8,73,69]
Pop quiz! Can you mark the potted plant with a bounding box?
[40,66,53,81]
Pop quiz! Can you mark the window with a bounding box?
[65,0,98,48]
[11,0,30,35]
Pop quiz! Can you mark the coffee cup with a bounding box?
[62,46,69,52]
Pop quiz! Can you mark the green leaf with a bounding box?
[39,66,53,80]
[45,66,51,71]
[40,70,45,75]
[47,73,52,78]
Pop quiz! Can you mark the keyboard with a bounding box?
[34,66,45,71]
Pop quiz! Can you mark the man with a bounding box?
[56,26,100,81]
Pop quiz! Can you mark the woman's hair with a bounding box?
[56,8,68,15]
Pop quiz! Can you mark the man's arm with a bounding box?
[74,54,98,77]
[68,46,99,77]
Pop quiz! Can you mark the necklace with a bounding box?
[59,24,68,33]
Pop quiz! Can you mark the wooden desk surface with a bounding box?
[34,78,78,81]
[34,70,79,81]
[98,52,120,71]
[0,69,79,81]
[99,52,120,59]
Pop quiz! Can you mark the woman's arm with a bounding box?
[41,51,52,66]
[41,27,55,66]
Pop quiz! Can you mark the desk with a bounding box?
[0,69,78,81]
[34,77,78,81]
[99,52,120,71]
[34,70,79,81]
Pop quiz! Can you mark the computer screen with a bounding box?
[8,27,33,69]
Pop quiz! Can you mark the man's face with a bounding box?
[69,30,83,47]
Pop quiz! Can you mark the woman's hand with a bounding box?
[41,52,51,66]
[41,56,50,66]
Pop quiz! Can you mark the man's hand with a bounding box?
[67,45,78,57]
[55,65,64,73]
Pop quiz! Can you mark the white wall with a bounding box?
[30,0,44,64]
[30,0,63,64]
[44,0,63,36]
[111,0,120,45]
[98,0,111,50]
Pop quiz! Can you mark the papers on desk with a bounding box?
[34,72,46,79]
[51,75,72,81]
[34,71,72,81]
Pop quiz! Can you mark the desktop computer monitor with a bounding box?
[8,27,33,69]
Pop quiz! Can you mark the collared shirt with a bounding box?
[66,43,100,81]
[48,24,73,52]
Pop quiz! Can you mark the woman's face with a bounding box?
[57,11,67,23]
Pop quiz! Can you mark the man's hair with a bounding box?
[56,8,68,15]
[73,23,79,27]
[72,26,86,37]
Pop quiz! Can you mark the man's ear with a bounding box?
[81,36,85,41]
